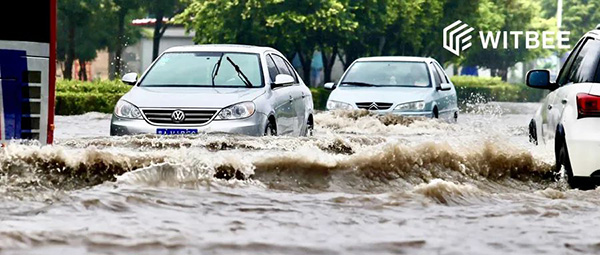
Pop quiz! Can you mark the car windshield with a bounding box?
[341,61,431,87]
[140,52,263,87]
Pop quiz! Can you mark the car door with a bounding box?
[271,54,304,135]
[546,37,588,140]
[266,54,295,135]
[273,54,306,134]
[432,62,456,119]
[430,62,451,119]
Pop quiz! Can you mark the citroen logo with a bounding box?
[171,110,186,123]
[368,102,379,110]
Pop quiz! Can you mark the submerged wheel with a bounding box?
[529,120,538,145]
[303,116,314,137]
[433,108,439,119]
[264,121,277,136]
[556,133,589,189]
[453,112,458,123]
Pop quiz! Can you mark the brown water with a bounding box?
[2,102,599,255]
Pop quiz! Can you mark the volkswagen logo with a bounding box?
[368,102,379,111]
[171,110,186,123]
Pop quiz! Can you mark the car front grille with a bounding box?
[142,109,218,125]
[355,102,393,110]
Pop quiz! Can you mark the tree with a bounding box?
[58,0,142,80]
[57,0,98,80]
[111,0,142,78]
[176,0,357,83]
[541,0,599,46]
[142,0,187,61]
[463,0,553,81]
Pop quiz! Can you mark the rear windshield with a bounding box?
[341,61,431,87]
[140,52,264,87]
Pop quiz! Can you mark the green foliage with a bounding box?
[55,80,132,115]
[58,0,143,80]
[57,80,132,94]
[56,92,124,115]
[451,76,546,103]
[541,0,599,43]
[310,87,332,110]
[462,0,553,80]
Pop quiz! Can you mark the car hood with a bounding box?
[122,86,266,108]
[328,86,433,104]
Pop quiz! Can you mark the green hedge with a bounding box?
[451,76,546,103]
[56,80,131,115]
[310,87,331,110]
[54,77,544,115]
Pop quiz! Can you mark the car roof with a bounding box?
[164,44,277,54]
[355,56,435,63]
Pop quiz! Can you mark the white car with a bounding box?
[527,29,600,188]
[324,57,458,121]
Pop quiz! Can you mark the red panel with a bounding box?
[47,0,56,144]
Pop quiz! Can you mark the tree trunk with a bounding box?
[297,49,312,86]
[78,60,84,81]
[152,9,165,61]
[114,10,126,78]
[500,68,508,82]
[81,61,88,81]
[320,45,337,83]
[64,23,76,80]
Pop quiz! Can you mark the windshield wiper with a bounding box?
[226,57,253,88]
[340,81,376,87]
[211,53,224,87]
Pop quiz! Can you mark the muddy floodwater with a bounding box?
[3,102,600,255]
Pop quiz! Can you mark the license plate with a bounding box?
[156,129,199,135]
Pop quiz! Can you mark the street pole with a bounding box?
[557,0,563,29]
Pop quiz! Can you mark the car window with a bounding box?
[434,62,450,83]
[431,63,442,87]
[271,55,293,76]
[284,60,299,83]
[565,39,600,84]
[140,52,263,87]
[341,61,431,87]
[265,55,279,83]
[557,38,588,86]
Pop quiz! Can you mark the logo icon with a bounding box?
[171,110,186,123]
[368,102,379,111]
[443,20,475,56]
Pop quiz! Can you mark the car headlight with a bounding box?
[114,100,143,119]
[216,102,256,120]
[327,100,353,110]
[394,101,426,111]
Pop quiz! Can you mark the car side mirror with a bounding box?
[526,70,555,90]
[439,83,452,91]
[272,74,295,89]
[122,72,138,85]
[324,82,336,90]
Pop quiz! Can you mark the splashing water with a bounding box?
[2,102,595,255]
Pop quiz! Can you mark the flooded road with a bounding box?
[2,102,599,254]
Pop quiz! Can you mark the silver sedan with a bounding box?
[325,57,458,121]
[110,45,314,136]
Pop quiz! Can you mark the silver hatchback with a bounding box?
[110,45,314,136]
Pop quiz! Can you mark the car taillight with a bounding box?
[577,93,600,118]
